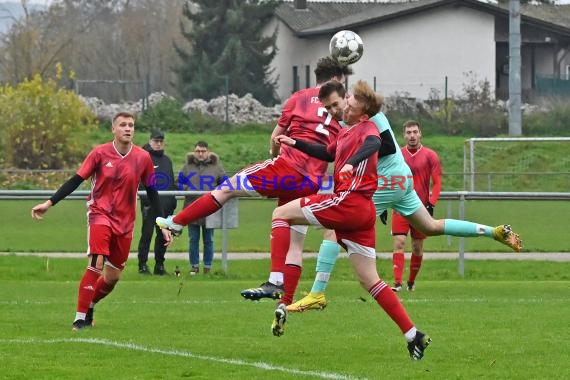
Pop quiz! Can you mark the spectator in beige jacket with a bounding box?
[179,141,225,274]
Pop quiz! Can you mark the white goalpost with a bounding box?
[463,137,570,192]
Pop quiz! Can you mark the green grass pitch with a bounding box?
[1,256,569,379]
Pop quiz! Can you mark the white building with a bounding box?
[268,0,570,101]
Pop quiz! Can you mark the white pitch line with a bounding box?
[402,297,565,304]
[1,338,366,380]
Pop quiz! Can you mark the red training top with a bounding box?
[77,142,154,236]
[402,146,442,205]
[278,87,342,184]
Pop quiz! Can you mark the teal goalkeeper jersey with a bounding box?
[370,113,412,184]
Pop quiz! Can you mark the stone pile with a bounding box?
[182,93,281,124]
[79,92,281,124]
[79,91,541,124]
[79,92,173,121]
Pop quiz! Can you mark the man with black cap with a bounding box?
[137,129,177,275]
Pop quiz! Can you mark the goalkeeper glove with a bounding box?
[379,210,388,225]
[426,202,434,216]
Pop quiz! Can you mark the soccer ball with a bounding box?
[329,30,364,65]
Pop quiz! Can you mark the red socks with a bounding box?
[92,276,116,304]
[271,218,301,305]
[409,255,423,284]
[393,253,423,284]
[368,280,414,333]
[281,264,301,305]
[173,194,221,225]
[270,219,290,273]
[76,267,101,313]
[392,252,404,284]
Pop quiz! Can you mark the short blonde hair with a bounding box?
[352,80,384,117]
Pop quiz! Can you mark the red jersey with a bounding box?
[277,87,342,183]
[329,120,380,197]
[402,146,442,205]
[77,142,154,236]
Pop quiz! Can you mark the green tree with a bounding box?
[175,0,280,105]
[0,66,97,169]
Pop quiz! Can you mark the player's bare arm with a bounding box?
[338,164,354,180]
[160,228,173,246]
[31,200,53,220]
[269,125,288,156]
[274,134,295,147]
[31,173,85,220]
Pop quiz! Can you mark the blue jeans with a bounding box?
[188,224,214,268]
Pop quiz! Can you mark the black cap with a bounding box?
[150,129,165,140]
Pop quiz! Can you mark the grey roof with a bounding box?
[275,0,570,37]
[518,2,570,32]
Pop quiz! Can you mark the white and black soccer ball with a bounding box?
[329,30,364,65]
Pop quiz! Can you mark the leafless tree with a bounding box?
[0,0,185,100]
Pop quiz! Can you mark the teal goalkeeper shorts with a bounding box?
[371,176,423,217]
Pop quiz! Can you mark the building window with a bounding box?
[566,65,570,80]
[305,65,311,88]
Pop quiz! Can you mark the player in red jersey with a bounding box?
[391,120,442,292]
[157,57,352,303]
[31,112,172,330]
[269,80,431,360]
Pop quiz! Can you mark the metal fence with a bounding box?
[2,190,569,275]
[2,169,570,193]
[0,190,238,273]
[437,191,570,275]
[74,79,149,110]
[442,172,570,192]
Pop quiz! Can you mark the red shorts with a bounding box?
[391,211,427,240]
[239,157,320,205]
[88,224,132,270]
[301,192,376,255]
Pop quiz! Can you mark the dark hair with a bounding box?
[403,120,421,131]
[195,141,209,148]
[352,80,384,118]
[318,80,346,101]
[112,111,135,124]
[314,57,353,84]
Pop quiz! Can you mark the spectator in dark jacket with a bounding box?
[137,129,177,275]
[180,141,225,274]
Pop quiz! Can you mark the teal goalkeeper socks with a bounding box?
[311,240,340,293]
[443,219,492,237]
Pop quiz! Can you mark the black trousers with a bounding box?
[137,203,175,266]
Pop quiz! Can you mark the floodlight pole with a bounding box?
[508,0,522,136]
